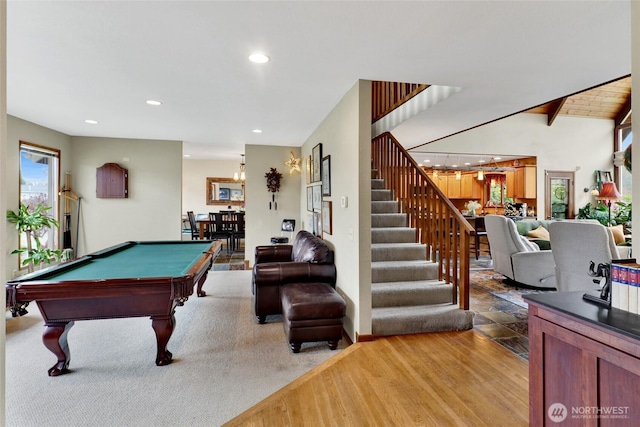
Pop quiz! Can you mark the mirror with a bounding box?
[206,177,244,206]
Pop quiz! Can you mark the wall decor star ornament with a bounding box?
[285,151,302,175]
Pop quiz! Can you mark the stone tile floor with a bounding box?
[469,254,530,360]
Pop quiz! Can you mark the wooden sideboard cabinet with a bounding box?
[96,163,128,198]
[525,292,640,426]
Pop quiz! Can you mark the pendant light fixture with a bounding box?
[234,154,246,181]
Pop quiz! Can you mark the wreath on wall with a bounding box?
[265,168,283,193]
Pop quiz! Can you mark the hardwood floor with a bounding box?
[224,330,529,426]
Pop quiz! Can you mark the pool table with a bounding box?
[6,240,221,376]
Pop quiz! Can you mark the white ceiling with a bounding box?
[7,1,632,161]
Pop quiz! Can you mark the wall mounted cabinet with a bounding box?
[96,163,128,198]
[507,165,536,199]
[446,175,461,199]
[429,172,482,199]
[461,173,482,199]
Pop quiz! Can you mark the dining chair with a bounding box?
[187,211,201,240]
[209,212,232,252]
[472,216,490,259]
[233,212,245,252]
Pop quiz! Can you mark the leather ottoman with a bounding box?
[280,282,346,353]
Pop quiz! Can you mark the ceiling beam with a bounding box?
[547,97,568,126]
[614,95,632,126]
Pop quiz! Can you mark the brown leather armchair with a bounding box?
[252,230,336,324]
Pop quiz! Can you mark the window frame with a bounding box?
[613,122,632,203]
[17,141,61,270]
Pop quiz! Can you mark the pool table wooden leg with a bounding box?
[43,321,74,376]
[197,271,209,297]
[151,315,175,366]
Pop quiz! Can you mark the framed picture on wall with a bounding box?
[322,201,332,235]
[312,184,322,211]
[219,188,230,200]
[230,189,243,201]
[312,143,322,182]
[313,211,322,238]
[306,155,312,185]
[322,155,331,196]
[307,186,313,212]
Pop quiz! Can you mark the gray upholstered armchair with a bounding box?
[484,215,557,289]
[549,220,627,292]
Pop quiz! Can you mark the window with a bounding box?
[614,124,632,203]
[485,174,510,207]
[18,142,60,263]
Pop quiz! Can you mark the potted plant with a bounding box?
[6,202,63,273]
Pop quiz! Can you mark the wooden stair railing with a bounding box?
[372,82,429,123]
[371,132,472,310]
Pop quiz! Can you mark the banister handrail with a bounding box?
[372,132,472,310]
[371,82,429,123]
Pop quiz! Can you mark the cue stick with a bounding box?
[58,172,80,257]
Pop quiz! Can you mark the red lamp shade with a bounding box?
[597,181,621,201]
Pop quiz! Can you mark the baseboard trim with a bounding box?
[356,333,375,342]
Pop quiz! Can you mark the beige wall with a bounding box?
[5,116,72,278]
[244,144,302,264]
[300,80,372,341]
[418,113,615,217]
[182,158,244,215]
[70,136,182,255]
[1,0,6,419]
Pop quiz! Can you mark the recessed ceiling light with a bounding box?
[478,160,486,163]
[85,119,98,124]
[435,164,441,167]
[464,162,471,165]
[146,100,162,106]
[425,159,431,163]
[183,154,191,158]
[252,129,262,134]
[249,53,270,64]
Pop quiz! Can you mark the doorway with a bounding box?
[545,170,574,219]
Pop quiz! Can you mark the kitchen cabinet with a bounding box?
[507,165,536,199]
[429,173,447,194]
[446,175,461,198]
[506,170,516,198]
[461,173,482,199]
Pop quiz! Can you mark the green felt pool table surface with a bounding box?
[43,240,216,281]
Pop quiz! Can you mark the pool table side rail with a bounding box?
[6,240,220,311]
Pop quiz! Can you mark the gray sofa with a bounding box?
[484,215,557,289]
[514,219,553,250]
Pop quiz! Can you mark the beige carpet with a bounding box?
[5,270,347,427]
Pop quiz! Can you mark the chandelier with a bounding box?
[234,154,246,181]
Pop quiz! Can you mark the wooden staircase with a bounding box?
[370,175,474,336]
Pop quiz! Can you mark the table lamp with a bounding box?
[597,181,621,226]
